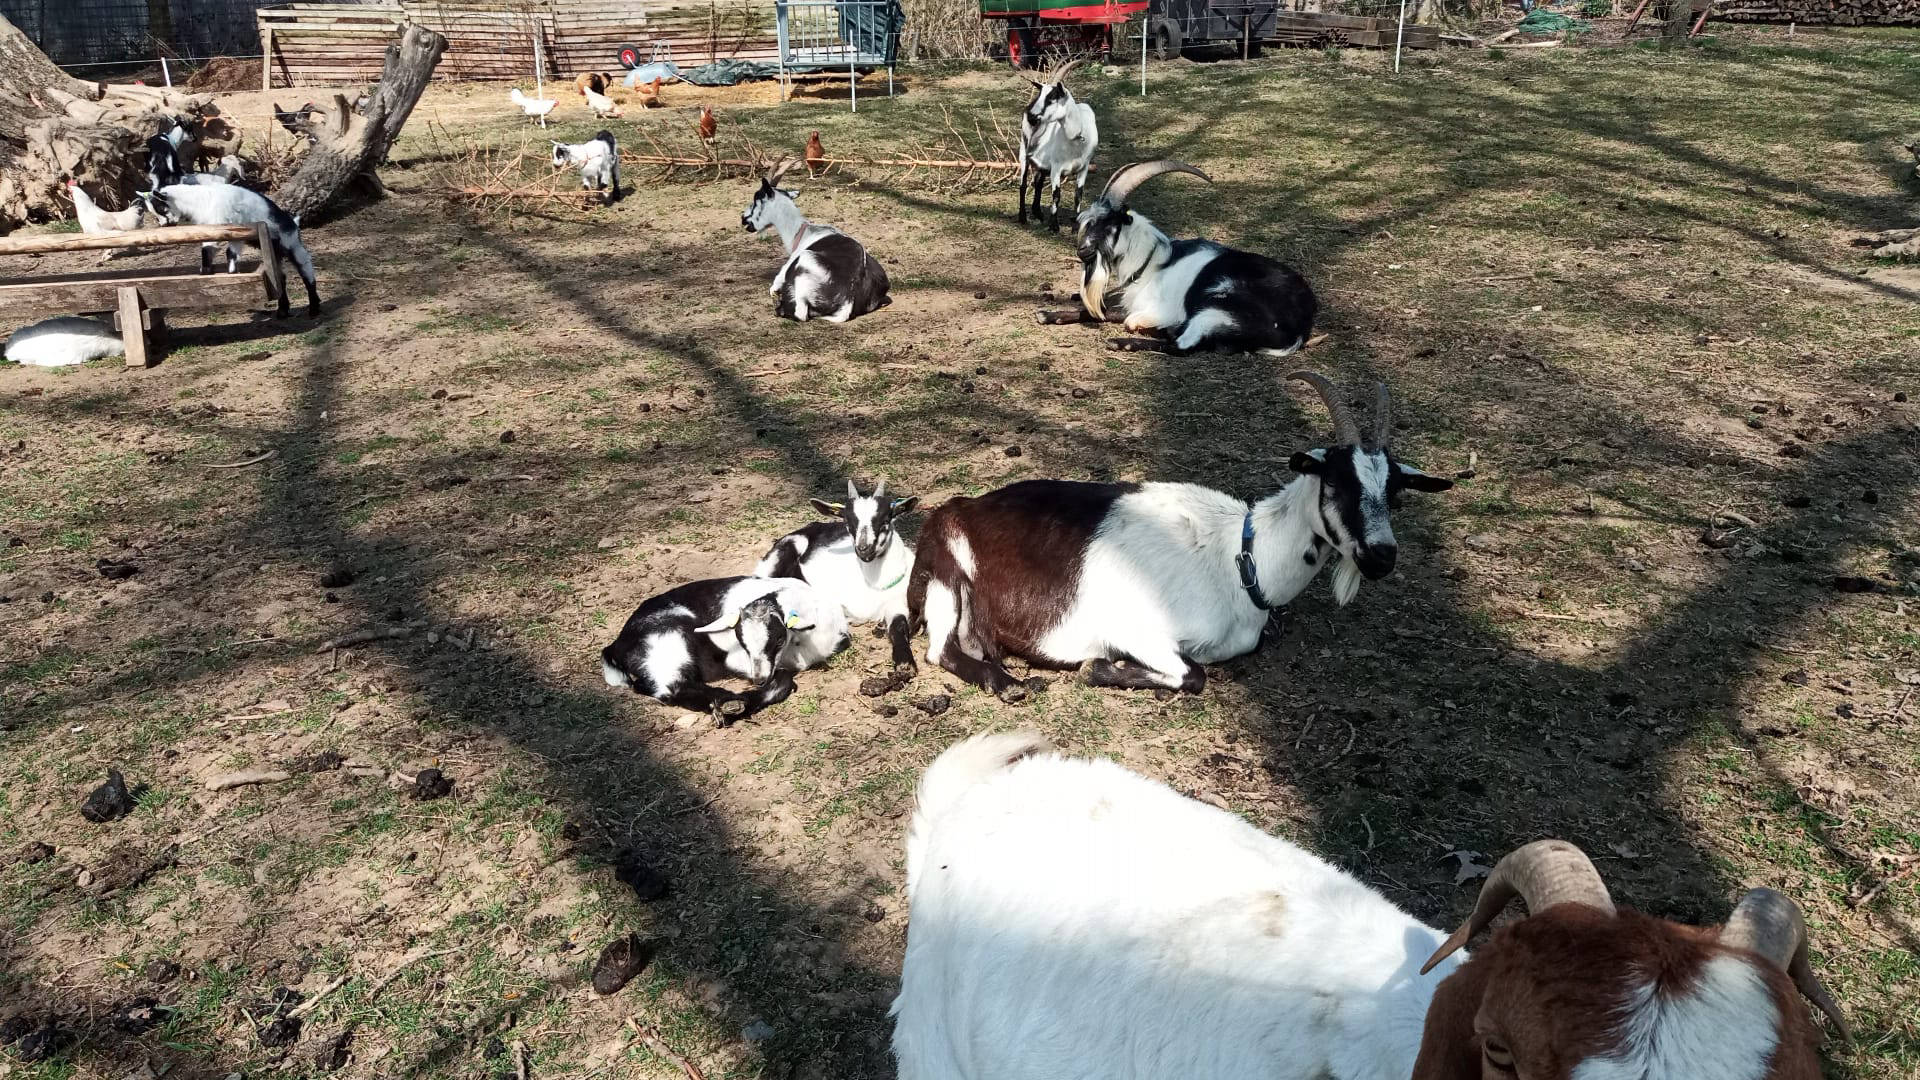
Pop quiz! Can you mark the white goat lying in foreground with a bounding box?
[892,732,1848,1080]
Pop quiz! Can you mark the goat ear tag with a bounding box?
[784,610,803,629]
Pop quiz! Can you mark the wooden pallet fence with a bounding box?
[260,0,783,88]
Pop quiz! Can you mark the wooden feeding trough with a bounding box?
[0,224,286,369]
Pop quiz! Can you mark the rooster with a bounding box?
[805,130,826,176]
[697,105,717,144]
[509,86,558,128]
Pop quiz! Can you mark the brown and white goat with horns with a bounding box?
[905,371,1450,700]
[892,731,1851,1080]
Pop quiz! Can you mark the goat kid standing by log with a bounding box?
[1041,159,1317,355]
[905,371,1450,701]
[1016,58,1098,232]
[741,160,891,323]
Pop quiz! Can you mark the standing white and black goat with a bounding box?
[1042,159,1317,355]
[756,478,921,676]
[1015,59,1098,232]
[905,371,1451,700]
[552,130,620,206]
[740,160,891,323]
[139,185,321,318]
[601,576,850,723]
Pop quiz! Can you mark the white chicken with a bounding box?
[509,86,559,127]
[582,84,621,119]
[65,179,144,262]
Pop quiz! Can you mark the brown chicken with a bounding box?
[635,76,665,108]
[805,130,825,176]
[697,105,717,144]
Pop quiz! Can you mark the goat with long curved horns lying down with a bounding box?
[1039,159,1317,355]
[905,370,1450,701]
[892,731,1851,1080]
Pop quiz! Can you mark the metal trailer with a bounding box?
[979,0,1148,68]
[775,0,906,109]
[1144,0,1278,59]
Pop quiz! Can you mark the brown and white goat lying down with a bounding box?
[892,732,1849,1080]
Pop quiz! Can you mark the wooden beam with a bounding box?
[0,267,272,319]
[0,224,256,256]
[262,27,275,90]
[118,287,150,369]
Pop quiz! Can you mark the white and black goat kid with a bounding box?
[1052,159,1317,355]
[906,371,1451,700]
[139,185,321,317]
[601,576,850,724]
[144,119,192,192]
[741,160,891,323]
[756,478,921,676]
[1015,58,1098,232]
[552,130,620,206]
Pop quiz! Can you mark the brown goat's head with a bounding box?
[1412,841,1848,1080]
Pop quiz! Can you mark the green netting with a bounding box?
[1514,8,1591,32]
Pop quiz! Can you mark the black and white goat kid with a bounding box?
[1015,58,1098,232]
[601,576,850,723]
[1044,159,1317,355]
[552,130,620,206]
[144,118,195,192]
[756,478,920,676]
[139,185,321,317]
[906,371,1451,699]
[741,160,890,323]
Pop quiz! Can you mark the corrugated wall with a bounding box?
[3,0,306,67]
[258,0,782,87]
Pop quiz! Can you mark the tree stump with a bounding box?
[1,14,214,230]
[268,24,447,222]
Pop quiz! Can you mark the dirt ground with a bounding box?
[3,27,1919,1079]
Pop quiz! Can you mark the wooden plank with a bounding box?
[117,287,149,369]
[262,27,275,89]
[255,222,285,307]
[0,224,256,256]
[0,268,271,320]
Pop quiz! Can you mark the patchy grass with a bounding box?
[3,27,1919,1078]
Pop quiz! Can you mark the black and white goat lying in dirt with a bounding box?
[552,130,620,206]
[139,184,321,318]
[1015,58,1098,232]
[741,160,891,323]
[756,478,921,676]
[601,576,849,724]
[1039,159,1317,355]
[905,371,1451,700]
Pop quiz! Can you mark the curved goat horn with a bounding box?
[1048,57,1087,84]
[1420,840,1614,974]
[1099,159,1211,206]
[765,157,796,185]
[1287,370,1362,446]
[1372,382,1391,447]
[846,477,860,501]
[1722,888,1851,1042]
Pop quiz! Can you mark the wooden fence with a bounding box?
[1715,0,1918,22]
[259,0,781,88]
